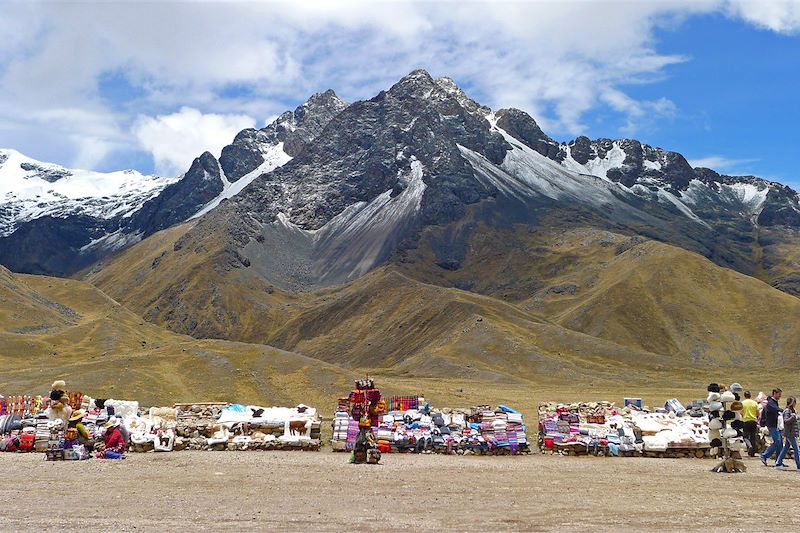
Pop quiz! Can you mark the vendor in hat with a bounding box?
[46,393,73,427]
[96,417,126,459]
[352,418,380,464]
[67,410,94,451]
[49,380,67,403]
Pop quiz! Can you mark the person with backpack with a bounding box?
[761,388,784,466]
[775,397,800,470]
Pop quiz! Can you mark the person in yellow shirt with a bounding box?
[741,390,760,457]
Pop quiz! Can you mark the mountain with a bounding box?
[4,69,800,403]
[81,70,800,376]
[86,70,799,291]
[0,149,176,275]
[0,90,346,276]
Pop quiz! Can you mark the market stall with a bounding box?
[331,380,530,455]
[0,384,322,457]
[537,400,712,458]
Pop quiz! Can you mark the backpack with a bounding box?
[0,436,19,452]
[65,427,78,441]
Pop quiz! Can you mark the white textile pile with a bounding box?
[628,411,709,451]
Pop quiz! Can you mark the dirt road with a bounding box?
[0,451,795,531]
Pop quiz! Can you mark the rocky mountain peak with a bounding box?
[218,89,347,180]
[495,108,560,159]
[387,70,489,117]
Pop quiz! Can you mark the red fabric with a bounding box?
[103,427,125,453]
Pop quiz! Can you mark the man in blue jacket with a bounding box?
[761,388,783,466]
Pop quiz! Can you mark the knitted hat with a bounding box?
[707,392,721,402]
[731,419,745,431]
[709,401,723,412]
[722,427,737,438]
[710,437,723,448]
[730,383,744,394]
[708,383,721,393]
[720,391,736,403]
[722,410,736,421]
[51,380,66,391]
[709,418,723,430]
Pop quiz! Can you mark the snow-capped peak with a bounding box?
[0,148,176,236]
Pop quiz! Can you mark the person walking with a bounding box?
[741,391,760,457]
[761,388,783,466]
[775,397,800,470]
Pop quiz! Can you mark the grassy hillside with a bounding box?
[4,264,800,411]
[395,223,800,366]
[0,269,354,407]
[80,216,800,382]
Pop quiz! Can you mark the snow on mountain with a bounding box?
[192,142,291,219]
[242,157,428,288]
[561,141,627,180]
[0,148,175,236]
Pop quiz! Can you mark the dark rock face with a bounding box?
[495,108,561,160]
[217,129,273,181]
[0,215,110,276]
[19,162,72,182]
[127,151,223,238]
[758,188,800,227]
[219,89,347,181]
[569,136,593,165]
[228,69,509,234]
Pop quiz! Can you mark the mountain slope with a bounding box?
[546,240,800,366]
[0,266,353,406]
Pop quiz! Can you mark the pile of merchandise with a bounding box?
[0,386,322,456]
[707,383,748,473]
[332,380,530,455]
[537,400,711,458]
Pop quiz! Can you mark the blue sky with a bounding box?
[0,1,798,188]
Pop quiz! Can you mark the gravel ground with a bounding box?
[0,451,795,531]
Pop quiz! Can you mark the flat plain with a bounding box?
[1,451,795,532]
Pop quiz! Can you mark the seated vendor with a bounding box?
[96,417,126,459]
[67,409,94,451]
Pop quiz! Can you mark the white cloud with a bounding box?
[726,0,800,34]
[688,155,758,171]
[0,1,795,173]
[132,107,255,176]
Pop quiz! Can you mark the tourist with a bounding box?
[760,388,783,466]
[741,391,759,457]
[96,417,126,459]
[775,397,800,470]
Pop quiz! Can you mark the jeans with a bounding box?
[743,421,758,456]
[777,435,800,468]
[762,427,783,462]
